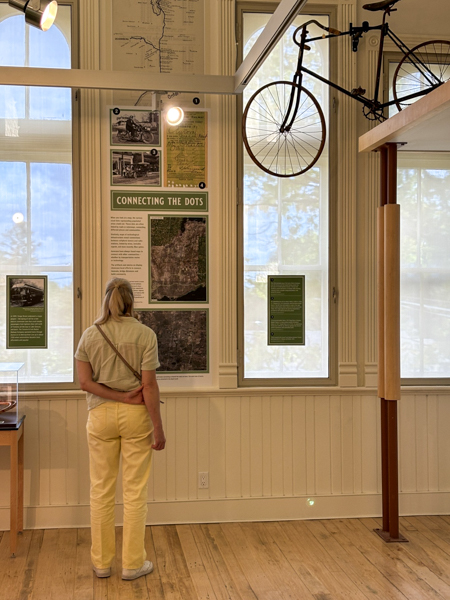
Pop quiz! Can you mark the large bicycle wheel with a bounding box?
[242,81,326,178]
[393,41,450,111]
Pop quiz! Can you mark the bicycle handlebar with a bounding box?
[293,21,341,47]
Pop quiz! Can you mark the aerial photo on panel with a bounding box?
[150,216,207,302]
[136,309,208,372]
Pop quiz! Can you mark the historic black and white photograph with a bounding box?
[9,277,45,308]
[111,150,161,186]
[110,108,160,146]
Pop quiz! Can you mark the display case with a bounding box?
[0,363,24,428]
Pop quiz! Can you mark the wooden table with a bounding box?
[0,416,25,557]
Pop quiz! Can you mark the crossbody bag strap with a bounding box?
[95,323,142,382]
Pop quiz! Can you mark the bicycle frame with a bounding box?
[291,12,445,121]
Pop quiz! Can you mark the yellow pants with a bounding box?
[86,402,153,570]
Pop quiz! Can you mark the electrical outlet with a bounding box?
[198,472,209,489]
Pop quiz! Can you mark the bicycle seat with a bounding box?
[363,0,400,11]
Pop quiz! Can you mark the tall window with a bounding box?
[240,10,331,383]
[397,153,450,379]
[387,58,450,380]
[0,4,75,384]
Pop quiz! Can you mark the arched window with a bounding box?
[0,13,71,119]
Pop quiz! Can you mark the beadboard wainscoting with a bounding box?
[0,390,449,530]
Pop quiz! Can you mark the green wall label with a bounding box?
[6,276,48,349]
[268,275,305,346]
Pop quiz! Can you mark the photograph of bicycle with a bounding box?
[242,0,450,178]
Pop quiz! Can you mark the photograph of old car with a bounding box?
[111,150,161,186]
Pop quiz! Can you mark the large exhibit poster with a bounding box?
[6,275,47,349]
[106,106,212,387]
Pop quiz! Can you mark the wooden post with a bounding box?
[374,143,407,543]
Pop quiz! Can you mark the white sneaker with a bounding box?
[122,560,154,581]
[93,565,111,578]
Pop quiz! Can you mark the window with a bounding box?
[386,56,450,380]
[0,3,77,385]
[397,153,450,380]
[239,7,333,384]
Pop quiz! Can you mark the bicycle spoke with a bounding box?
[249,100,280,128]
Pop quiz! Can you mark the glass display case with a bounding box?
[0,363,24,427]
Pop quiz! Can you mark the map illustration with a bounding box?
[150,216,207,302]
[112,0,204,74]
[136,309,208,372]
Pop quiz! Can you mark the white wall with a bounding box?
[0,0,449,530]
[1,389,450,530]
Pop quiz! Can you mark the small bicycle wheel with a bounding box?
[393,40,450,111]
[142,130,154,144]
[242,81,326,178]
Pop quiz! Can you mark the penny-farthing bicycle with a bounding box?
[242,0,450,178]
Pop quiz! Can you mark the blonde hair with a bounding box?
[95,278,136,325]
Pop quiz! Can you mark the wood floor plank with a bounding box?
[271,521,368,599]
[208,523,259,600]
[395,517,450,588]
[74,528,94,600]
[220,522,285,600]
[334,518,447,600]
[29,529,63,600]
[18,530,45,600]
[0,530,33,600]
[305,520,408,599]
[405,516,450,557]
[241,522,316,600]
[152,524,193,600]
[191,523,242,600]
[176,524,219,600]
[144,526,165,600]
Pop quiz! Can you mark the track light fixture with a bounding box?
[8,0,58,31]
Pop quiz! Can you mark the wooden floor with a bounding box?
[2,516,450,599]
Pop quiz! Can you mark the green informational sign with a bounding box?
[6,276,48,349]
[111,191,208,212]
[268,275,305,346]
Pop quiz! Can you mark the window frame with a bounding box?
[0,0,81,390]
[236,2,338,388]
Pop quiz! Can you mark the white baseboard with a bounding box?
[1,493,450,531]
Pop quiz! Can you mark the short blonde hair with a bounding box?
[95,278,136,324]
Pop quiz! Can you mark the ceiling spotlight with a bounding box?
[166,107,184,126]
[9,0,58,32]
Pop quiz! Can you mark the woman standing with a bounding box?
[75,278,165,581]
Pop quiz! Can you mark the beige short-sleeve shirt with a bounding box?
[75,317,159,410]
